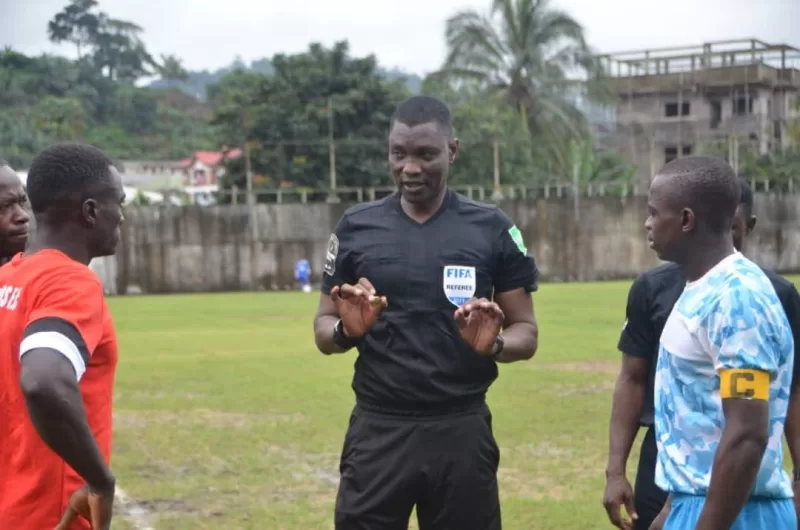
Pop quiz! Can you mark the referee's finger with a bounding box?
[482,303,504,319]
[624,496,638,522]
[604,503,622,527]
[453,308,469,327]
[357,277,376,295]
[339,283,368,300]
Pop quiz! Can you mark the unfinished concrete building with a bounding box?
[596,39,800,188]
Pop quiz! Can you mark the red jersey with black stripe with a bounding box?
[0,250,118,529]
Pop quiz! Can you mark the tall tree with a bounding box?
[47,0,100,59]
[434,0,603,138]
[210,41,409,195]
[422,76,541,186]
[155,54,189,82]
[91,15,155,82]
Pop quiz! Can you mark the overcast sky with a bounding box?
[2,0,799,76]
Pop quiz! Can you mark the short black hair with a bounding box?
[390,95,452,136]
[658,155,740,234]
[739,178,754,216]
[26,143,115,214]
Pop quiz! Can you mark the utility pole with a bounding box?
[242,111,255,208]
[677,72,684,158]
[241,112,259,241]
[491,140,503,200]
[326,95,340,203]
[572,154,580,222]
[244,139,254,206]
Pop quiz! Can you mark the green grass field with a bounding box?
[107,277,800,530]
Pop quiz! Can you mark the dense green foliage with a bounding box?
[2,0,637,193]
[209,42,411,191]
[12,0,798,196]
[0,0,217,166]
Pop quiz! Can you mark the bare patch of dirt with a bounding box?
[123,445,341,520]
[137,498,196,515]
[114,409,308,430]
[553,381,615,395]
[539,360,620,375]
[233,315,296,322]
[506,442,574,460]
[498,467,579,501]
[115,391,206,401]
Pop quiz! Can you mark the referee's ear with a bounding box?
[448,138,460,164]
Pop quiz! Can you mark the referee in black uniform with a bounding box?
[313,95,539,530]
[602,178,800,530]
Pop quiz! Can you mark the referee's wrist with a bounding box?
[333,319,362,350]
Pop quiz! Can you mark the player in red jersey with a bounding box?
[0,159,29,263]
[0,144,125,530]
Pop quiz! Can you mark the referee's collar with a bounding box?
[390,188,455,212]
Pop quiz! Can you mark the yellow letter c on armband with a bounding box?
[719,369,770,401]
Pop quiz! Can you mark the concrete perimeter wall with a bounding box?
[84,194,800,294]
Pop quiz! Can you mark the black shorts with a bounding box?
[633,426,668,530]
[334,403,501,530]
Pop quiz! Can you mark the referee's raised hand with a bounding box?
[454,297,504,355]
[330,277,387,338]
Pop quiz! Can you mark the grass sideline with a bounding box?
[108,276,800,529]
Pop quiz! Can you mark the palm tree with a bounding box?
[156,54,189,82]
[434,0,604,138]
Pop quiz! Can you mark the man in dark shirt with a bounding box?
[312,95,539,530]
[602,177,800,530]
[0,160,29,264]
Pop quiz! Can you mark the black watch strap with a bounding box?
[333,319,362,350]
[793,468,800,482]
[489,335,504,359]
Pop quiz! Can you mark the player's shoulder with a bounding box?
[6,251,101,291]
[727,255,776,293]
[707,255,781,311]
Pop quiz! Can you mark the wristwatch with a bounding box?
[793,468,800,482]
[489,335,504,360]
[333,319,361,350]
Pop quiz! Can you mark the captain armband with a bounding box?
[719,368,770,401]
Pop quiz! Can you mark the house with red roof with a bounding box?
[178,148,243,186]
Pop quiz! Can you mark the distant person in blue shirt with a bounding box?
[646,155,795,530]
[295,259,311,292]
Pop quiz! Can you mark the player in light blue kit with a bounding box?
[295,258,311,293]
[645,155,796,530]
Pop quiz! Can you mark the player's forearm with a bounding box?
[606,374,645,476]
[314,315,349,355]
[785,388,800,469]
[697,427,768,529]
[493,322,537,363]
[20,367,115,492]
